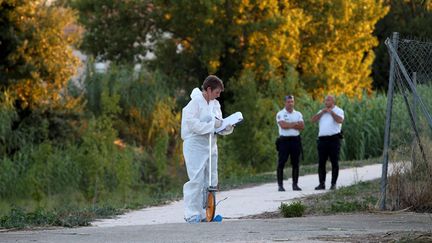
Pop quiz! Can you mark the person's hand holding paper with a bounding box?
[214,118,223,128]
[215,112,243,134]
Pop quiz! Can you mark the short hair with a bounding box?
[285,95,294,101]
[202,75,224,91]
[325,95,335,102]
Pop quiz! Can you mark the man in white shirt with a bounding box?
[311,95,344,190]
[275,95,304,192]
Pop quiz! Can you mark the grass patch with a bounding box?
[302,180,380,215]
[0,208,57,229]
[0,188,183,229]
[279,201,306,218]
[245,179,380,220]
[0,205,123,229]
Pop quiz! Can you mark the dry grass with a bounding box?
[388,136,432,212]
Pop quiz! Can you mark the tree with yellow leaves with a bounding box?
[74,0,388,99]
[0,0,81,109]
[294,0,388,98]
[236,1,308,82]
[149,0,309,99]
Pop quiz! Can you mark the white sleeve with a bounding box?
[183,100,215,135]
[214,102,234,136]
[298,112,304,122]
[213,101,223,119]
[276,111,283,123]
[335,108,344,119]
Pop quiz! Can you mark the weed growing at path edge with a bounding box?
[280,201,306,218]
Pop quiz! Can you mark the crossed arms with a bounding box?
[278,120,305,130]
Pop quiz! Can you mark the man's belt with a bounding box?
[318,133,342,141]
[279,135,300,141]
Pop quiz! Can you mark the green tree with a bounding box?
[71,0,154,63]
[0,0,81,109]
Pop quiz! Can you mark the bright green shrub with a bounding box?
[80,63,182,197]
[280,201,306,218]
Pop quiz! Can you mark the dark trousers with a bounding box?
[317,135,341,185]
[276,136,301,187]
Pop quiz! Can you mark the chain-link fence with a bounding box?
[380,32,432,211]
[397,38,432,85]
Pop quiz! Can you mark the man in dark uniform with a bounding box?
[311,95,344,190]
[275,95,304,191]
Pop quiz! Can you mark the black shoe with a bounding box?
[330,184,336,190]
[278,186,286,192]
[292,184,302,191]
[315,184,325,190]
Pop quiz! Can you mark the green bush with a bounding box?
[23,143,81,201]
[0,157,19,198]
[222,70,280,174]
[334,93,387,161]
[0,208,57,229]
[83,63,182,187]
[0,205,122,229]
[279,201,306,218]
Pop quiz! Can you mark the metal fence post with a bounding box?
[412,72,417,122]
[380,32,399,210]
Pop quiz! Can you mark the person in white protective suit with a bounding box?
[181,75,234,223]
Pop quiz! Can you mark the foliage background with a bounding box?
[1,0,431,226]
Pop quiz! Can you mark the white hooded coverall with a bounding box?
[181,88,233,221]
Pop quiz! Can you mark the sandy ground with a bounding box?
[92,163,389,227]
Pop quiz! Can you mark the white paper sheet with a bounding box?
[215,111,243,133]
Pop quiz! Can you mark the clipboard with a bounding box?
[215,111,243,133]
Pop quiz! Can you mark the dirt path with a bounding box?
[93,164,389,227]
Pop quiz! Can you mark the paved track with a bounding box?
[93,164,389,226]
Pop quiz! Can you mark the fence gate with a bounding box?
[380,32,432,210]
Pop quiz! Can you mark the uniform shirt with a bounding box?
[276,108,303,136]
[317,105,344,137]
